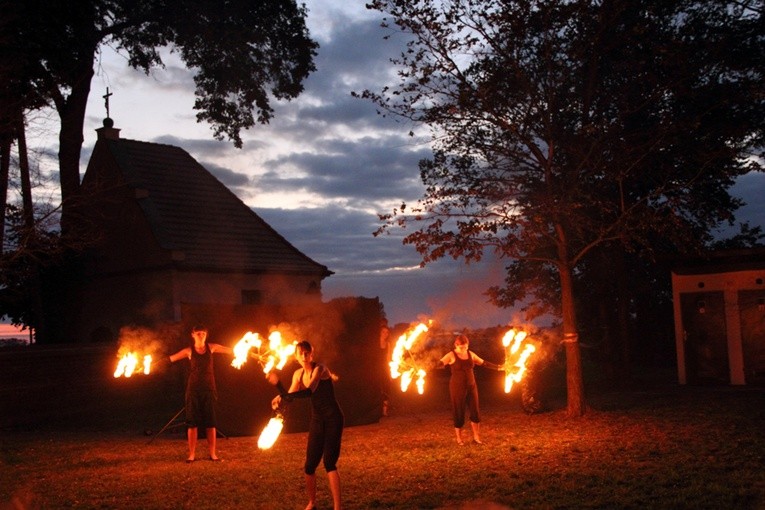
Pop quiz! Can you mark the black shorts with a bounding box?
[185,390,216,429]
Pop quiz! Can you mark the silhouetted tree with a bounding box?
[1,0,49,253]
[362,0,764,416]
[0,203,63,340]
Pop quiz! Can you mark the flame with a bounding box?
[389,322,429,393]
[500,329,536,393]
[262,331,296,373]
[114,352,153,378]
[232,329,297,373]
[257,415,284,450]
[400,369,413,392]
[414,368,426,394]
[231,331,263,369]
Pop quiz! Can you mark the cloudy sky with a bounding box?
[22,1,765,330]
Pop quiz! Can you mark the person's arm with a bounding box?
[281,365,324,401]
[209,343,233,356]
[270,369,300,409]
[437,351,454,368]
[168,347,190,363]
[473,352,503,371]
[270,368,311,408]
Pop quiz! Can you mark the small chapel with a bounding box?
[72,116,333,344]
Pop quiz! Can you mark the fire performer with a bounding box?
[438,334,502,445]
[168,324,233,463]
[268,341,344,510]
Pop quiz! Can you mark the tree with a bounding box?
[361,0,764,416]
[8,0,318,233]
[1,0,44,254]
[0,204,63,340]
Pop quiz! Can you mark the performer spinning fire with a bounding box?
[438,334,502,445]
[268,341,344,510]
[168,324,233,463]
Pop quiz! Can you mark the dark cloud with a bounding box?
[200,162,253,191]
[255,205,419,274]
[306,11,408,91]
[256,138,428,204]
[256,14,417,135]
[151,135,264,156]
[255,204,515,328]
[235,15,432,214]
[124,59,197,95]
[730,171,765,229]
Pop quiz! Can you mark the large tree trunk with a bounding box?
[54,62,94,237]
[16,111,33,230]
[559,262,586,417]
[45,57,95,343]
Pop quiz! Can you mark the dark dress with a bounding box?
[449,350,480,428]
[304,369,344,475]
[185,346,217,428]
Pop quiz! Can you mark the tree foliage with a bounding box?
[0,204,63,333]
[361,0,764,415]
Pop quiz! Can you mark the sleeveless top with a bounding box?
[449,349,476,387]
[187,346,216,395]
[303,365,343,420]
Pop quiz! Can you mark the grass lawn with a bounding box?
[2,381,764,510]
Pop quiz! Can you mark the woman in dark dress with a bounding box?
[439,334,501,445]
[168,324,233,462]
[270,341,344,510]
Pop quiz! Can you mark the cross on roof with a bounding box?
[103,87,113,119]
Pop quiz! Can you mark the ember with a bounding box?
[389,322,429,393]
[500,328,537,393]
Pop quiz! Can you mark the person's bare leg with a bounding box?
[206,427,219,460]
[470,421,482,444]
[328,470,342,510]
[187,427,198,461]
[304,473,317,510]
[454,427,464,445]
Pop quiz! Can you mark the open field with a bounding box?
[2,381,764,510]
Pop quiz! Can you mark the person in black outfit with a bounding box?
[438,334,502,445]
[269,341,344,510]
[169,324,233,462]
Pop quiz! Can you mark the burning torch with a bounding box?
[257,371,301,450]
[500,328,537,393]
[113,351,166,378]
[230,330,297,373]
[389,322,430,394]
[258,398,286,450]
